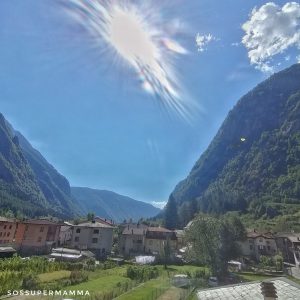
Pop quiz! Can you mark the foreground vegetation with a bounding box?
[0,256,210,300]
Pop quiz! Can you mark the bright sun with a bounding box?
[64,0,191,118]
[109,7,156,66]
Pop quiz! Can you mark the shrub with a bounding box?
[70,270,88,284]
[126,266,159,282]
[22,273,39,290]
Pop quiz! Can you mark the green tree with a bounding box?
[87,212,95,221]
[185,214,244,279]
[162,238,171,269]
[164,195,178,230]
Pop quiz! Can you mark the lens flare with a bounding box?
[63,0,192,119]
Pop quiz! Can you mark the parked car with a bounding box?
[208,276,219,287]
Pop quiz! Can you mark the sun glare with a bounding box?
[64,0,192,119]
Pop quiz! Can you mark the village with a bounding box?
[0,214,300,299]
[1,215,300,266]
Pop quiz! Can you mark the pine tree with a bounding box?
[164,195,178,230]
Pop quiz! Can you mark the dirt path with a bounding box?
[157,287,183,300]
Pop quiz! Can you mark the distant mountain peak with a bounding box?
[169,64,300,219]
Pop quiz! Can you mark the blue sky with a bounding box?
[0,0,299,207]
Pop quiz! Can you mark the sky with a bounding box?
[0,0,299,208]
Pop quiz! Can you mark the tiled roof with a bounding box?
[147,227,173,233]
[275,232,300,243]
[75,221,115,228]
[196,278,300,300]
[247,230,274,239]
[0,216,16,223]
[95,217,115,226]
[122,224,148,235]
[22,219,62,225]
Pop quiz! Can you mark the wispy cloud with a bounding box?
[242,2,300,73]
[195,33,217,52]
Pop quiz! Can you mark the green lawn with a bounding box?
[68,274,131,293]
[116,278,170,300]
[87,266,127,279]
[38,270,71,283]
[166,265,208,275]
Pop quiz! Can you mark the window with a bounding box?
[75,237,79,242]
[149,240,153,245]
[249,245,253,250]
[93,229,99,234]
[76,228,81,234]
[7,232,10,237]
[267,246,271,251]
[40,226,44,232]
[4,225,6,230]
[25,225,29,231]
[0,232,2,237]
[9,225,12,229]
[37,237,42,243]
[92,238,98,243]
[259,238,263,242]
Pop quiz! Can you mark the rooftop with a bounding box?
[0,247,16,253]
[275,232,300,243]
[147,227,173,233]
[122,224,148,235]
[22,219,63,226]
[0,216,16,223]
[75,221,115,228]
[196,278,300,300]
[247,230,274,239]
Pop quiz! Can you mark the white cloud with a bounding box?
[195,33,217,52]
[151,201,166,209]
[242,2,300,72]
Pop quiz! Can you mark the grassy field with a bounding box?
[38,270,71,283]
[116,278,170,300]
[68,274,131,293]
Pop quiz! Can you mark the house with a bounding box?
[119,223,148,255]
[275,232,300,266]
[175,230,185,250]
[70,220,115,259]
[144,227,177,256]
[58,222,73,247]
[239,230,277,261]
[119,225,178,257]
[0,217,17,245]
[14,219,61,255]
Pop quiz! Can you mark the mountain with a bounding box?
[71,187,161,222]
[0,113,78,218]
[169,64,300,219]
